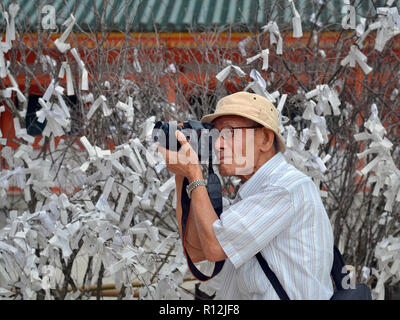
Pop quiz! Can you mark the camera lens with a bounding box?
[152,121,167,145]
[152,121,182,151]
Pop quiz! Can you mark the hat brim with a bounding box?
[201,111,286,153]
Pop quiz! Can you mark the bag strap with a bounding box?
[256,245,347,299]
[255,252,290,300]
[331,245,349,290]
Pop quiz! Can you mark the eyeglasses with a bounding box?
[217,125,263,140]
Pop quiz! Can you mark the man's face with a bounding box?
[213,115,263,177]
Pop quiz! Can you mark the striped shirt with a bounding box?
[208,152,334,300]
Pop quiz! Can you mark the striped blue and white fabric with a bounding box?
[210,152,334,300]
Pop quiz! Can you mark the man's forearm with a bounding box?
[175,174,206,261]
[189,172,227,262]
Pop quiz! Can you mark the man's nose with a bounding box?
[214,134,224,151]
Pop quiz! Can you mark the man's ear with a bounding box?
[259,128,275,152]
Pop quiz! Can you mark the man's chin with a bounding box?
[218,163,254,176]
[218,163,231,177]
[217,163,232,176]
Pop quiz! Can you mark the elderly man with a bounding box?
[157,91,334,300]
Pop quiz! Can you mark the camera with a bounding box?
[152,120,214,161]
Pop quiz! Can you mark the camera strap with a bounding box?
[180,147,225,281]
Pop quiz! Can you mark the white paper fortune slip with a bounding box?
[289,0,303,37]
[305,84,341,116]
[244,69,279,103]
[8,3,19,41]
[154,176,176,213]
[372,236,400,299]
[238,36,251,57]
[261,21,283,55]
[54,14,76,53]
[36,98,68,137]
[133,48,142,73]
[80,136,97,162]
[354,104,400,212]
[116,100,134,124]
[13,117,34,144]
[246,49,269,71]
[0,105,5,137]
[70,48,89,91]
[277,94,288,133]
[372,7,400,52]
[86,95,111,119]
[340,45,373,75]
[58,62,74,96]
[0,50,8,78]
[5,69,26,103]
[0,11,11,54]
[54,86,70,119]
[215,60,246,82]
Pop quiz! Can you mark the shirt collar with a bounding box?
[237,152,286,200]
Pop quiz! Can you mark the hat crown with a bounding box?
[215,92,278,130]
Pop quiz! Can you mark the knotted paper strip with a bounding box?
[238,36,251,57]
[216,60,246,82]
[289,0,303,37]
[58,62,74,96]
[8,3,19,41]
[261,21,283,55]
[354,104,399,212]
[246,49,269,71]
[54,15,75,53]
[70,48,88,91]
[341,45,372,74]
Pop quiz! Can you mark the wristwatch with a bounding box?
[186,179,207,199]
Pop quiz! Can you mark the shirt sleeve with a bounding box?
[213,185,295,269]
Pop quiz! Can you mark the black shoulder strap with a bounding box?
[255,252,290,300]
[256,245,347,300]
[181,162,225,281]
[331,245,348,290]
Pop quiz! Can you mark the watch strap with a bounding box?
[186,179,207,198]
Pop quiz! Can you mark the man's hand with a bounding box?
[157,130,203,182]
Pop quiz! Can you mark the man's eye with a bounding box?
[220,130,233,138]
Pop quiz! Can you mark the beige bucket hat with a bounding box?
[201,91,286,153]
